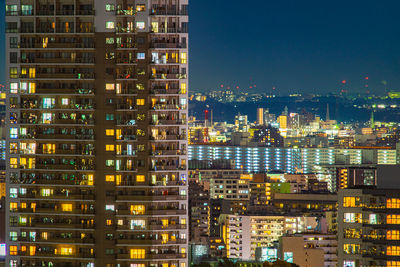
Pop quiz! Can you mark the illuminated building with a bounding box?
[279,234,337,267]
[6,1,189,266]
[256,108,264,125]
[234,114,248,132]
[338,188,400,267]
[220,214,319,260]
[188,145,397,175]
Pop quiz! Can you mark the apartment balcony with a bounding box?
[17,251,94,259]
[15,207,95,215]
[150,165,187,171]
[19,192,95,200]
[116,43,136,49]
[21,58,95,64]
[16,220,95,229]
[151,150,186,156]
[115,239,186,245]
[151,28,188,34]
[20,42,95,49]
[17,236,95,244]
[55,9,75,16]
[14,178,92,186]
[115,194,186,201]
[34,164,95,171]
[116,208,186,216]
[151,120,186,126]
[152,104,186,110]
[20,103,95,110]
[150,42,187,49]
[151,9,188,16]
[151,73,186,80]
[150,88,181,95]
[117,223,186,231]
[116,9,136,16]
[115,27,135,34]
[116,58,137,64]
[28,134,94,140]
[22,73,95,80]
[76,10,95,16]
[20,119,95,126]
[117,253,186,260]
[116,180,185,187]
[115,104,136,110]
[150,134,186,141]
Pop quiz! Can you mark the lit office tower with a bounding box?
[5,1,188,266]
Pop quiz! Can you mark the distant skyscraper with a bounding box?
[257,108,264,125]
[6,1,189,266]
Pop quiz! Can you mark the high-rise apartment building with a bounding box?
[5,1,188,266]
[338,188,400,267]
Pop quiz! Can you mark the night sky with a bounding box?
[2,1,400,94]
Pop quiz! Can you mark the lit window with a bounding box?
[10,202,17,211]
[10,67,18,79]
[136,175,145,182]
[43,97,56,108]
[106,145,115,151]
[106,114,114,120]
[88,174,94,186]
[10,128,18,139]
[42,113,53,124]
[388,230,400,240]
[106,219,112,225]
[388,199,400,209]
[10,82,18,94]
[9,231,18,241]
[106,83,115,90]
[43,144,55,154]
[106,160,114,167]
[61,203,73,212]
[136,84,145,90]
[61,98,69,105]
[387,246,400,256]
[106,129,115,136]
[29,68,36,78]
[60,247,73,255]
[10,188,18,198]
[180,83,187,94]
[105,4,115,11]
[130,219,146,229]
[41,232,48,240]
[10,246,17,255]
[10,158,18,168]
[136,99,145,105]
[180,53,187,64]
[343,244,360,255]
[106,38,115,45]
[106,175,115,182]
[137,53,145,60]
[130,249,145,259]
[106,22,115,29]
[136,4,145,12]
[106,205,115,211]
[40,188,52,197]
[136,22,145,30]
[388,215,400,224]
[130,205,145,215]
[343,197,358,207]
[388,261,400,267]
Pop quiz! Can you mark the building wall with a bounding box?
[5,1,189,266]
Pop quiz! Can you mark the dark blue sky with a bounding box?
[190,0,400,94]
[2,1,400,94]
